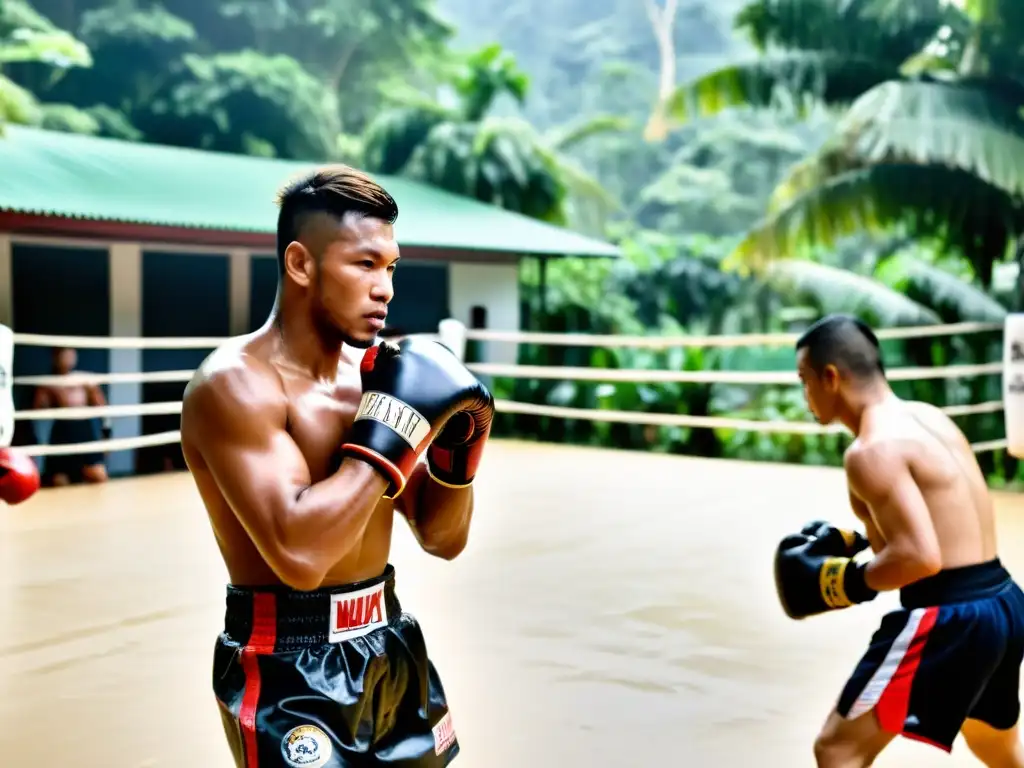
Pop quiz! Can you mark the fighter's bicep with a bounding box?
[846,448,939,558]
[185,372,311,542]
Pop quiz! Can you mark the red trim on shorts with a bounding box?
[902,730,953,753]
[239,593,277,768]
[875,606,940,735]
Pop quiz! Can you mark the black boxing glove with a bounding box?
[774,526,877,620]
[341,337,494,498]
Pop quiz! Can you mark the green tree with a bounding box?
[0,0,91,131]
[664,0,1024,291]
[360,42,624,227]
[7,0,459,158]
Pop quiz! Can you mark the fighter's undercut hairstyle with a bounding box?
[795,313,885,380]
[274,165,399,274]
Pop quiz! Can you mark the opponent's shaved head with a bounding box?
[275,165,399,274]
[795,314,885,380]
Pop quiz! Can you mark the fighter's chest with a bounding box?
[284,379,362,480]
[53,386,88,407]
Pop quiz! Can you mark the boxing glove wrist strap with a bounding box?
[341,391,435,500]
[819,558,878,609]
[341,443,407,498]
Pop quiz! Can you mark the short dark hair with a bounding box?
[795,314,885,379]
[275,165,399,274]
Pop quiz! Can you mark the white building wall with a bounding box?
[447,262,520,364]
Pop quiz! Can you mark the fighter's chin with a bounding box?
[340,332,376,350]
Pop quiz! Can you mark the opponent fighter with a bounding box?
[179,166,493,767]
[32,347,109,486]
[774,314,1024,767]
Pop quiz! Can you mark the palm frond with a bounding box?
[663,52,899,125]
[361,106,451,174]
[767,78,1024,212]
[728,163,1024,286]
[837,79,1024,195]
[766,145,860,213]
[543,114,631,152]
[735,0,958,66]
[875,252,1008,322]
[475,116,620,213]
[765,259,942,326]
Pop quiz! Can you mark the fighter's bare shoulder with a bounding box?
[843,436,909,502]
[181,337,287,440]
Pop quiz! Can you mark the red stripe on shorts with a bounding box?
[875,605,940,734]
[239,593,277,768]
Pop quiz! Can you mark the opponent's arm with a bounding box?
[85,381,113,438]
[31,386,51,410]
[395,462,473,560]
[182,364,388,591]
[846,445,942,592]
[86,380,107,407]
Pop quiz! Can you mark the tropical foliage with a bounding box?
[1,0,1017,483]
[665,0,1024,291]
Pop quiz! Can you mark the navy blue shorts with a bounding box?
[836,558,1024,752]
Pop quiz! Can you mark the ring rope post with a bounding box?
[1004,313,1024,459]
[437,318,468,363]
[0,323,13,448]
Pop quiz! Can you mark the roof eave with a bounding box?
[0,211,621,260]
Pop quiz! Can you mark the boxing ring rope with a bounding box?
[3,318,1015,459]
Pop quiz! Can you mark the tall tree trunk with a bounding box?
[642,0,678,142]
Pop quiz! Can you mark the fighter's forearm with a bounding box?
[406,473,473,560]
[863,543,941,592]
[277,459,389,587]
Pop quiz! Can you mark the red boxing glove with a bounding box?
[0,447,40,505]
[426,398,494,489]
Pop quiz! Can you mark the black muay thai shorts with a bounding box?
[213,564,459,767]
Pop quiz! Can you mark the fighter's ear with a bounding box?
[283,241,314,288]
[821,363,842,391]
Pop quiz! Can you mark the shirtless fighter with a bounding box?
[33,347,110,486]
[180,166,493,767]
[774,314,1024,767]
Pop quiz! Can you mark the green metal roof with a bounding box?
[0,125,620,258]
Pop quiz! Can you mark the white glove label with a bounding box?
[354,391,431,448]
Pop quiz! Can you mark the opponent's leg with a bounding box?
[961,720,1024,768]
[814,709,894,768]
[963,582,1024,767]
[81,463,108,483]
